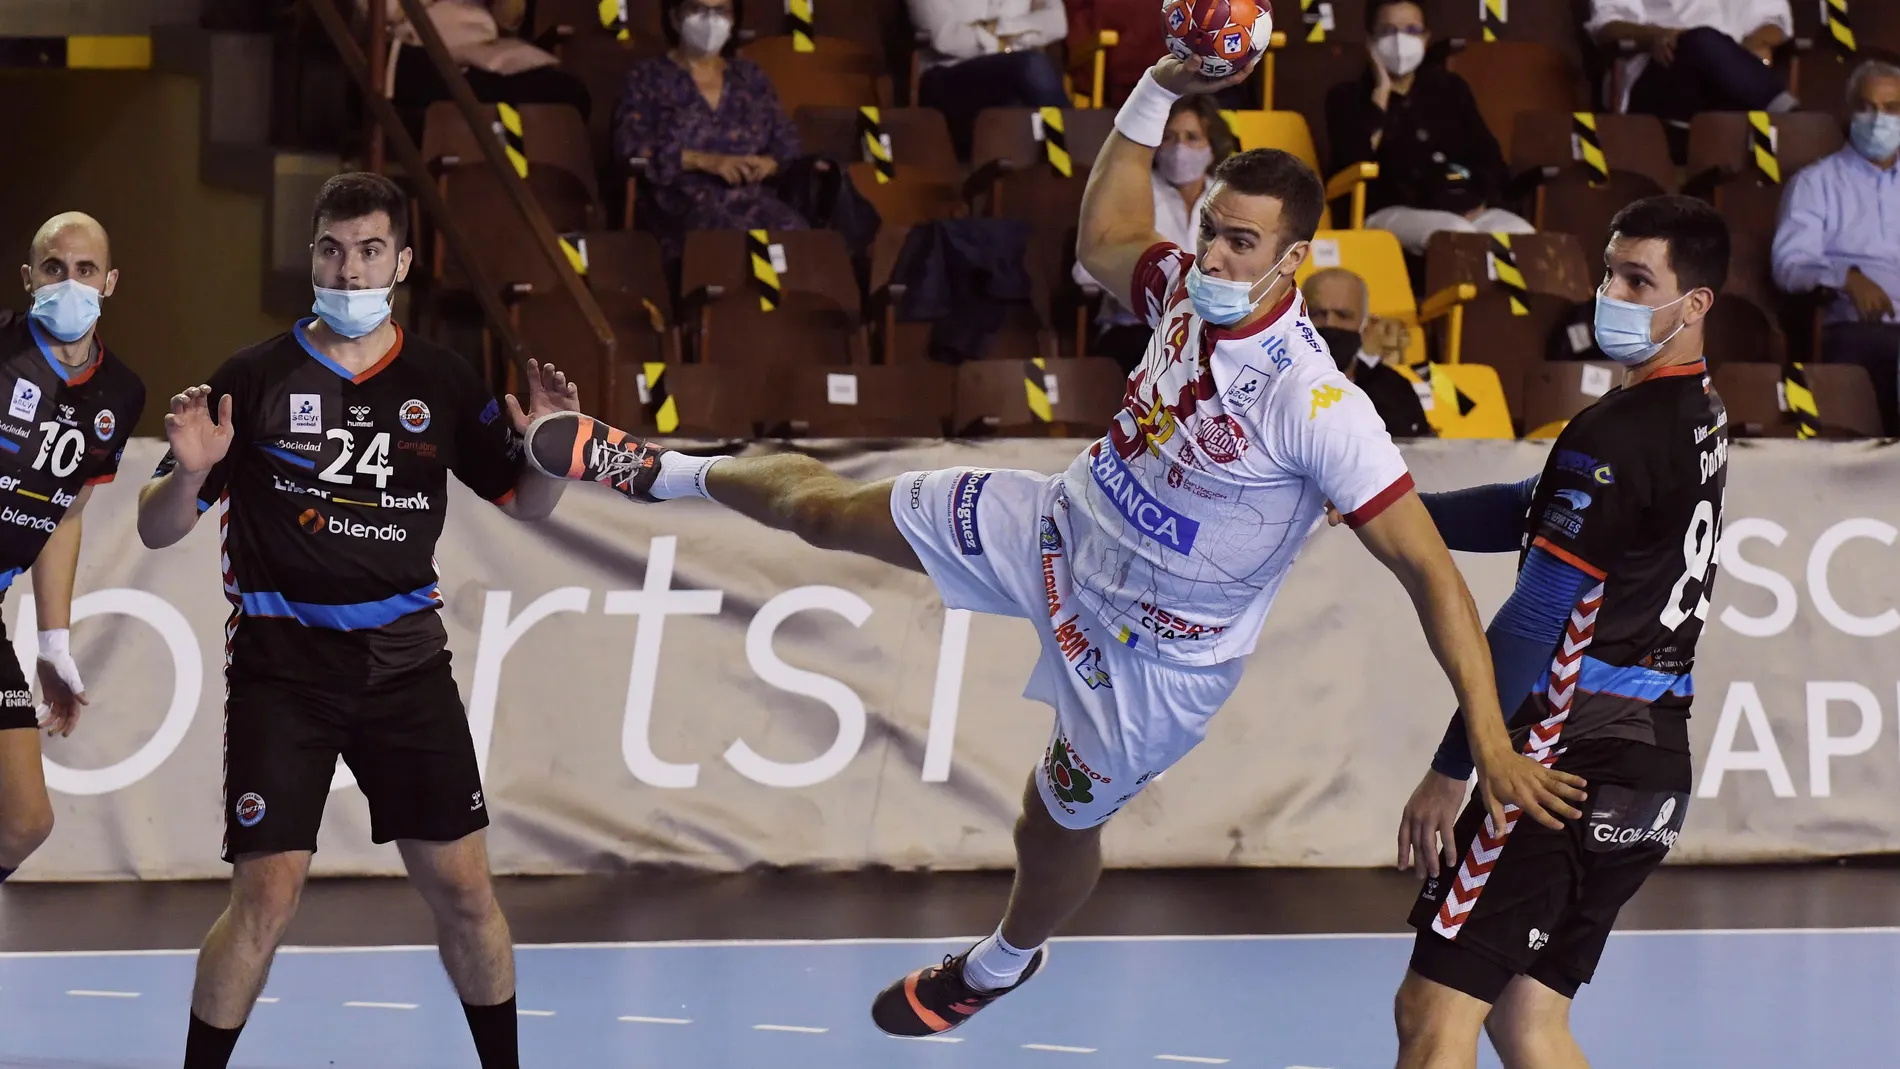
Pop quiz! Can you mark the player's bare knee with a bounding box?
[1393,978,1442,1047]
[424,871,499,930]
[1014,795,1096,857]
[0,804,54,861]
[229,870,304,940]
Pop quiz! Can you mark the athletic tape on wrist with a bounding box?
[38,628,69,661]
[1114,71,1182,148]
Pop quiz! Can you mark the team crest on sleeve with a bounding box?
[92,409,115,441]
[289,393,321,434]
[398,399,432,433]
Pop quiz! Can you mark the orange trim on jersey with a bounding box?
[63,352,102,387]
[1532,536,1608,580]
[84,472,115,486]
[352,325,405,383]
[1344,472,1415,529]
[490,486,518,507]
[1643,359,1707,382]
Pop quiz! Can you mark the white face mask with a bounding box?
[680,10,732,55]
[1374,32,1426,77]
[1156,143,1214,185]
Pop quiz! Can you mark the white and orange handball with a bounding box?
[1161,0,1272,79]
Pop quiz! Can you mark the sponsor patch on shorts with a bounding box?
[235,792,268,828]
[1585,785,1687,852]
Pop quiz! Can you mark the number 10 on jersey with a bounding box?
[33,422,87,478]
[320,428,395,488]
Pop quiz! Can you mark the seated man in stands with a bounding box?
[1772,58,1900,436]
[910,0,1071,159]
[1326,0,1533,255]
[1588,0,1796,130]
[1303,267,1434,438]
[615,0,808,262]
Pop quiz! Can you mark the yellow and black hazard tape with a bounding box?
[1301,0,1326,42]
[788,0,816,52]
[1824,0,1856,53]
[1480,0,1506,42]
[597,0,631,40]
[747,229,782,311]
[643,361,679,434]
[559,233,588,277]
[1039,107,1072,177]
[1572,113,1609,183]
[1025,357,1053,422]
[495,103,529,179]
[1489,233,1530,317]
[858,106,893,184]
[0,35,150,69]
[1785,362,1820,439]
[1410,360,1479,418]
[1748,111,1780,184]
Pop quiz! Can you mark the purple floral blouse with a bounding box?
[613,55,807,255]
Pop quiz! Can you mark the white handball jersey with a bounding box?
[1053,241,1414,667]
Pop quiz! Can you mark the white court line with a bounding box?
[343,1001,418,1010]
[517,1009,556,1017]
[618,1015,692,1025]
[66,989,139,998]
[753,1023,829,1034]
[3,927,1895,959]
[1024,1043,1097,1054]
[892,1035,965,1043]
[1155,1056,1230,1065]
[255,997,280,1005]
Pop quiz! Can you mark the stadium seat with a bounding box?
[736,0,892,57]
[1521,359,1624,438]
[1804,362,1885,438]
[1685,112,1844,243]
[764,363,958,437]
[1422,231,1596,421]
[969,107,1117,174]
[1221,109,1375,227]
[952,357,1126,436]
[1704,292,1786,369]
[1445,41,1586,160]
[1285,0,1369,45]
[794,106,958,172]
[1708,362,1888,441]
[642,360,768,438]
[535,0,664,47]
[421,102,602,233]
[555,36,659,193]
[1293,228,1428,365]
[739,36,887,112]
[680,230,869,366]
[848,163,963,229]
[1264,39,1365,163]
[1393,358,1515,439]
[1422,0,1587,70]
[681,228,862,313]
[1509,111,1675,261]
[1787,2,1900,110]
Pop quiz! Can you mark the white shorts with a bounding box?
[892,467,1244,830]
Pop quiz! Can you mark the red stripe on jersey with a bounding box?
[351,325,405,384]
[1343,472,1414,529]
[1645,359,1707,382]
[84,472,115,485]
[490,486,517,507]
[1531,536,1608,580]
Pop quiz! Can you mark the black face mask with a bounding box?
[1316,326,1362,373]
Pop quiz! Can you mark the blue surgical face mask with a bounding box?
[1593,285,1691,366]
[312,285,394,338]
[29,279,102,342]
[1850,111,1900,164]
[1186,249,1296,326]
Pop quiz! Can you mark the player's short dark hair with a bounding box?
[1365,0,1427,32]
[1210,149,1326,255]
[1607,194,1730,295]
[311,172,409,250]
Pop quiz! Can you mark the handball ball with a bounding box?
[1162,0,1273,79]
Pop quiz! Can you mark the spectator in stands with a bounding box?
[1061,0,1166,106]
[910,0,1070,159]
[1772,58,1900,436]
[1077,97,1238,369]
[1302,268,1434,437]
[380,0,592,133]
[614,0,807,261]
[1588,0,1796,127]
[1326,0,1533,256]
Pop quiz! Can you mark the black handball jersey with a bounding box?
[0,311,145,588]
[156,320,524,631]
[1515,359,1728,753]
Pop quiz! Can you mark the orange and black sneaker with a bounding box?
[870,945,1046,1037]
[524,411,662,502]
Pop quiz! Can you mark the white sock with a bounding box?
[961,927,1040,992]
[649,452,728,501]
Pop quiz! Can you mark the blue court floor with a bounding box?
[0,930,1891,1068]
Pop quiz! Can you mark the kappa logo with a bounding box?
[1308,383,1347,419]
[1553,488,1593,511]
[235,792,267,828]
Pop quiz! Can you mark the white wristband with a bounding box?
[1114,70,1182,149]
[38,628,69,661]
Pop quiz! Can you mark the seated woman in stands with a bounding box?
[615,0,808,261]
[378,0,592,136]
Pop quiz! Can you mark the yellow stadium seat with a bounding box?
[1395,361,1516,439]
[1221,110,1377,227]
[1294,230,1423,363]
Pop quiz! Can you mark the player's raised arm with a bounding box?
[1078,56,1256,312]
[138,385,233,548]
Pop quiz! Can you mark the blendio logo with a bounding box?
[2,507,56,533]
[300,508,407,541]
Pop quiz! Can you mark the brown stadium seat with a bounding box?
[952,357,1126,437]
[421,102,601,234]
[736,0,895,57]
[1787,3,1900,111]
[1222,109,1373,228]
[1807,363,1886,437]
[739,36,886,112]
[555,36,662,191]
[535,0,665,46]
[1267,41,1366,165]
[1422,0,1587,70]
[795,106,958,172]
[868,225,930,364]
[848,163,963,229]
[647,361,768,438]
[1686,112,1844,242]
[1521,360,1624,438]
[969,107,1117,174]
[1703,293,1785,370]
[515,229,675,429]
[681,230,868,367]
[1713,362,1890,440]
[1422,231,1596,422]
[764,363,958,437]
[1446,41,1586,160]
[681,229,861,313]
[1509,111,1675,262]
[1284,0,1368,44]
[1709,362,1794,438]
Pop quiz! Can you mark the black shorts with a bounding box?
[221,617,488,861]
[1407,739,1692,1003]
[0,618,35,731]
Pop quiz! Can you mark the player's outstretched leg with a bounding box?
[523,411,923,571]
[1393,969,1492,1069]
[0,728,56,883]
[1484,976,1590,1069]
[184,851,312,1069]
[869,773,1103,1036]
[402,834,519,1069]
